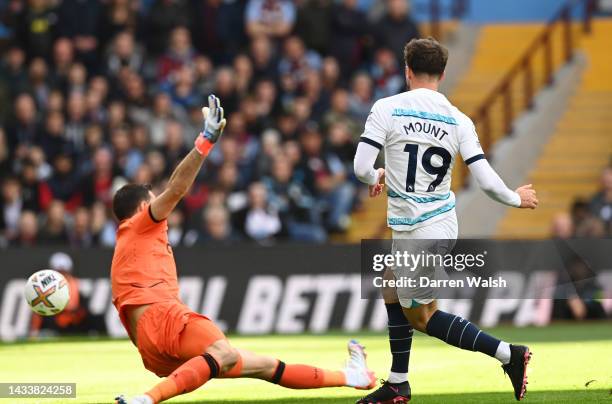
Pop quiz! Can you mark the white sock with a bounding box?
[387,371,408,384]
[495,341,511,364]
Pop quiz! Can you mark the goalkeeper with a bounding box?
[110,95,376,404]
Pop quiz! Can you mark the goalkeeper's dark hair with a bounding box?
[112,183,152,221]
[403,37,448,78]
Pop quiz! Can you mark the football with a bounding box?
[24,270,70,316]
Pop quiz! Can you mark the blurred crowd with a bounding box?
[0,0,420,247]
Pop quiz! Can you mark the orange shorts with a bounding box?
[136,301,226,377]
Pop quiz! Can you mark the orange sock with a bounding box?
[145,354,219,403]
[273,362,346,389]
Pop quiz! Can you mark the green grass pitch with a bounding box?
[0,323,610,403]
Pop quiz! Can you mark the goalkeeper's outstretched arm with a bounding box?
[150,95,226,221]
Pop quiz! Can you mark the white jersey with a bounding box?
[361,88,485,231]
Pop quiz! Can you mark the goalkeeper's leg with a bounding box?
[220,341,375,390]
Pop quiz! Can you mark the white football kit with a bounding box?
[354,88,521,306]
[355,88,521,237]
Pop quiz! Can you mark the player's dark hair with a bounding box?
[112,183,152,221]
[403,37,448,78]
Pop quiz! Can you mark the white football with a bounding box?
[24,270,70,316]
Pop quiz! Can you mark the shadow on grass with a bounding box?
[3,322,612,347]
[91,389,611,404]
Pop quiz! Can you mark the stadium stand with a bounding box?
[497,19,612,238]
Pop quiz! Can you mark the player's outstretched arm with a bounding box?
[468,159,538,209]
[150,95,226,221]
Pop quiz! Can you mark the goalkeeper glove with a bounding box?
[195,94,226,156]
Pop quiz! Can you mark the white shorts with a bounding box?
[391,213,458,308]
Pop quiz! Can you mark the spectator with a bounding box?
[297,123,355,231]
[99,0,139,47]
[167,210,185,246]
[39,200,68,244]
[235,181,281,242]
[69,206,93,247]
[162,65,200,110]
[323,88,361,140]
[106,31,145,78]
[373,0,420,66]
[245,0,296,40]
[146,0,191,55]
[0,176,24,242]
[348,72,375,123]
[26,58,52,109]
[91,201,116,246]
[264,155,327,242]
[370,48,405,99]
[82,148,118,207]
[200,204,240,244]
[0,47,27,100]
[278,36,322,86]
[162,120,190,168]
[295,0,333,55]
[148,93,176,147]
[41,154,82,210]
[14,210,39,246]
[250,34,277,81]
[191,0,246,63]
[0,127,12,176]
[330,0,369,75]
[550,212,573,239]
[49,38,74,92]
[589,166,612,235]
[20,159,43,212]
[39,110,72,162]
[6,93,38,151]
[64,92,88,151]
[157,26,197,82]
[14,0,59,60]
[57,0,102,70]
